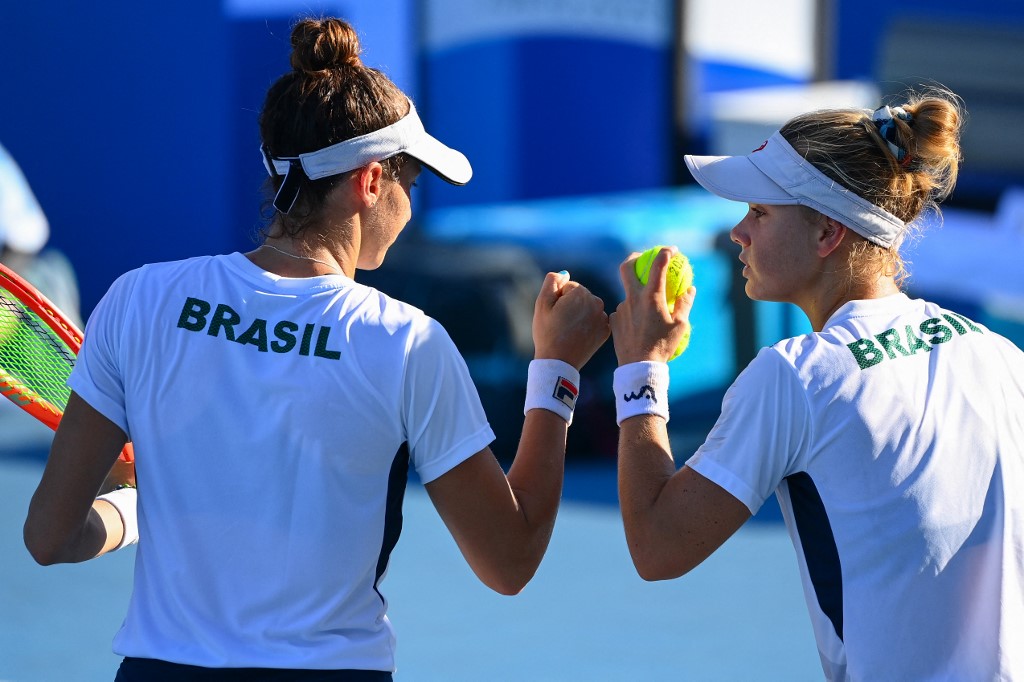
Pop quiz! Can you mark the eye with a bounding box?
[748,205,766,218]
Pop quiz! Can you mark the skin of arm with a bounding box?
[24,392,135,565]
[610,248,751,581]
[425,270,610,595]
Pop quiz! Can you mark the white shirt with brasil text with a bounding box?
[687,293,1024,681]
[69,252,495,671]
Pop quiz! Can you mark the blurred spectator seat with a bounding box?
[704,80,880,155]
[876,18,1024,206]
[0,142,82,327]
[903,187,1024,348]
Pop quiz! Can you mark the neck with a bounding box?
[802,276,901,331]
[247,237,353,278]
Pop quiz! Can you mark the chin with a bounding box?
[744,281,778,303]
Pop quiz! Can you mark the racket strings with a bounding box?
[0,291,75,410]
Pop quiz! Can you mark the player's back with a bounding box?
[776,293,1024,680]
[73,252,441,670]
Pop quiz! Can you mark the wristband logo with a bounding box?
[623,385,657,403]
[553,376,579,410]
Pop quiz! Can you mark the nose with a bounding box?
[729,219,749,248]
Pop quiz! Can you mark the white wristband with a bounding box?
[524,359,581,425]
[96,487,139,550]
[613,361,670,425]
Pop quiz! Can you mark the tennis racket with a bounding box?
[0,262,133,462]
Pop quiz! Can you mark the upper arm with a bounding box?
[628,349,808,579]
[423,447,529,593]
[617,412,752,581]
[644,464,752,578]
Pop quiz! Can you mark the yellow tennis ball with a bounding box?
[634,246,694,360]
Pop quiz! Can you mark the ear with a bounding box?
[817,217,848,258]
[353,162,385,209]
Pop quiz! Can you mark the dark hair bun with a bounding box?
[289,17,362,73]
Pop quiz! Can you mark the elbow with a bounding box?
[29,550,61,567]
[633,559,688,583]
[489,579,527,597]
[24,519,75,566]
[484,565,537,596]
[24,533,62,567]
[628,543,694,583]
[478,555,540,596]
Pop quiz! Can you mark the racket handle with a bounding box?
[119,442,135,463]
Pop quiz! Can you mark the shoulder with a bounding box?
[99,256,216,303]
[348,281,457,354]
[134,254,228,282]
[770,296,931,378]
[353,281,432,330]
[770,330,844,368]
[109,255,219,289]
[733,345,806,394]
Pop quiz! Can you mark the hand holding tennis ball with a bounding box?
[633,246,693,360]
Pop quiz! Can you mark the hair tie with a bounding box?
[872,105,913,165]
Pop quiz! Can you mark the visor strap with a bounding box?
[261,99,422,183]
[273,160,304,214]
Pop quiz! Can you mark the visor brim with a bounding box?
[407,133,472,186]
[684,154,797,206]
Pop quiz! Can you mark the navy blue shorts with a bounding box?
[114,657,393,681]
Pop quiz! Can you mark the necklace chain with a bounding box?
[261,243,339,272]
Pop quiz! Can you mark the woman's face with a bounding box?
[729,203,824,303]
[358,158,422,270]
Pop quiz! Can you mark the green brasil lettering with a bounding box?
[846,312,983,370]
[176,296,342,360]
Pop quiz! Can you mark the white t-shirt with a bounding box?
[687,293,1024,681]
[69,252,495,671]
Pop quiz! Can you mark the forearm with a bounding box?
[495,351,584,578]
[611,252,752,580]
[617,415,680,574]
[504,408,569,562]
[427,408,570,595]
[429,268,608,594]
[24,393,135,565]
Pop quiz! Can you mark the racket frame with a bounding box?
[0,263,133,462]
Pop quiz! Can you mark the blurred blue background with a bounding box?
[2,0,1024,679]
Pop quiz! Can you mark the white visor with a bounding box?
[684,131,904,248]
[261,99,471,212]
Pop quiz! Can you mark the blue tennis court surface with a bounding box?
[0,414,821,681]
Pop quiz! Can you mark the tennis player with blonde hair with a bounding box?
[25,16,609,681]
[611,88,1024,680]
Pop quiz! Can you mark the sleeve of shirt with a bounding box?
[66,270,140,436]
[685,346,811,515]
[402,316,496,484]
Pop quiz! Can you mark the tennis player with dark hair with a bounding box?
[610,88,1024,680]
[24,16,609,680]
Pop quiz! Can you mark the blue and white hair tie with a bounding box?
[872,105,914,165]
